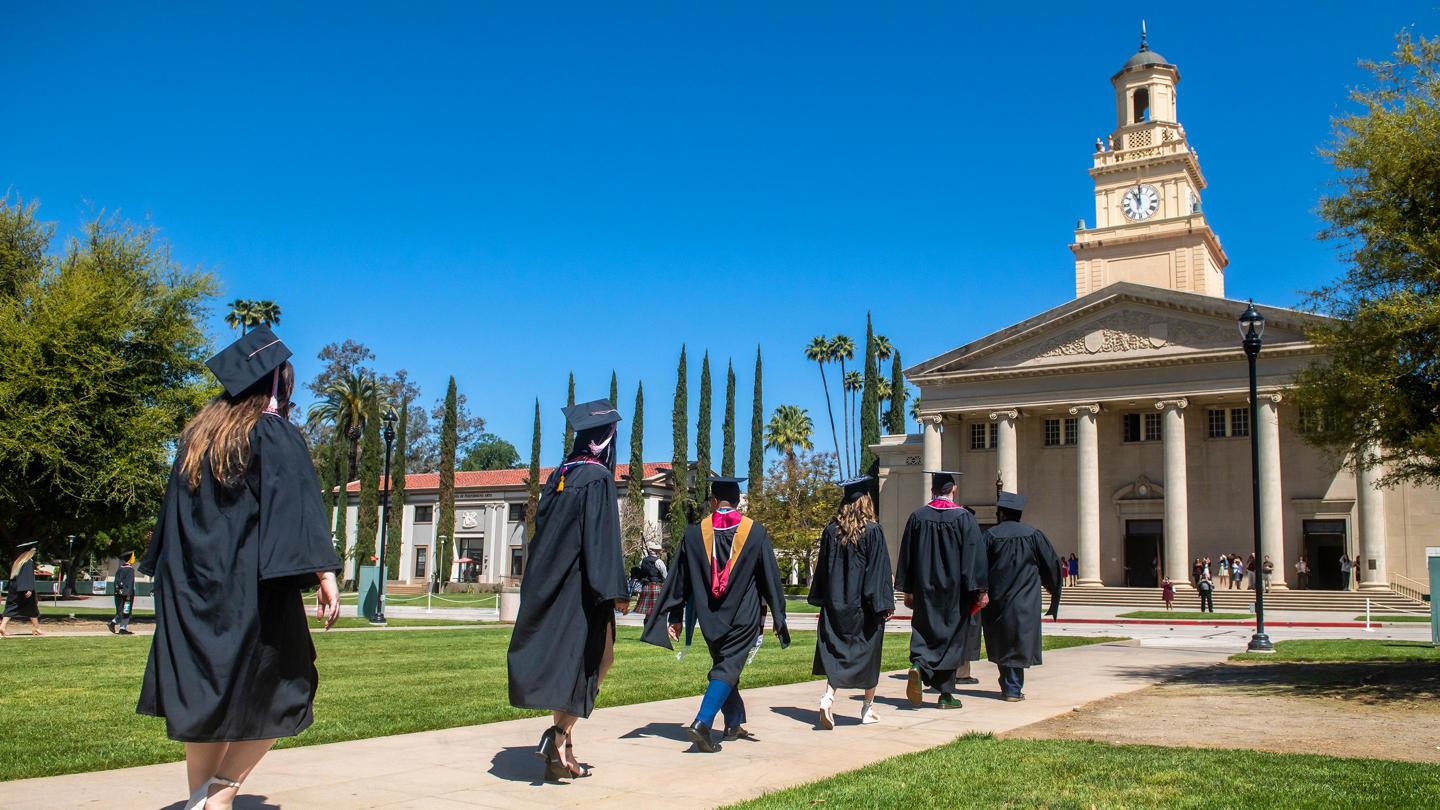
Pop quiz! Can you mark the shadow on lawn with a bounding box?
[1111,660,1440,705]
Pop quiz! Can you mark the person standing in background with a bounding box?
[1161,577,1176,611]
[1339,555,1352,591]
[1196,575,1215,613]
[1262,556,1275,593]
[1231,555,1244,589]
[1217,554,1230,589]
[1067,553,1078,587]
[109,552,137,635]
[2,541,42,637]
[1295,556,1310,590]
[1352,556,1363,590]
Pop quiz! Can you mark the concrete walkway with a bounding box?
[3,639,1235,809]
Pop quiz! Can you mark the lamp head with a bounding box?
[1238,301,1265,342]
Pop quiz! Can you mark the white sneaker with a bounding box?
[818,693,835,730]
[861,702,879,724]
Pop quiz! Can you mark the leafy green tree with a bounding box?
[626,382,646,547]
[746,451,839,579]
[610,370,619,407]
[436,377,459,584]
[766,404,815,464]
[0,197,215,558]
[562,372,576,460]
[749,346,765,491]
[1293,32,1440,485]
[525,399,541,546]
[830,335,856,476]
[308,372,382,472]
[804,336,842,477]
[385,399,408,573]
[722,360,736,476]
[460,434,522,470]
[860,314,881,475]
[670,346,690,542]
[695,351,712,509]
[886,352,908,434]
[355,394,382,565]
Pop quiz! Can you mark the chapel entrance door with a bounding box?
[1124,519,1164,588]
[1303,519,1347,591]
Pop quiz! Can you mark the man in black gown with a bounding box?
[109,552,137,635]
[981,491,1062,702]
[642,476,789,752]
[2,541,42,637]
[895,471,987,710]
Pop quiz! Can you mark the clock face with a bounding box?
[1121,184,1160,221]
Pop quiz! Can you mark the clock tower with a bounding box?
[1070,28,1229,298]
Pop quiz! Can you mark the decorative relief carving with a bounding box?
[460,510,480,529]
[1068,403,1101,417]
[1007,311,1228,364]
[988,409,1019,423]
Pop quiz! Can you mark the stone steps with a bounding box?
[1055,585,1423,612]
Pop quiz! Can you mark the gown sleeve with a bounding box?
[807,526,831,608]
[755,529,790,646]
[862,524,896,616]
[1034,529,1062,595]
[253,416,343,586]
[894,513,916,594]
[580,477,628,607]
[960,512,988,594]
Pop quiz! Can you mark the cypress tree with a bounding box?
[356,395,382,566]
[525,399,542,554]
[748,346,764,491]
[627,382,645,543]
[331,428,349,562]
[695,352,712,508]
[860,313,881,475]
[669,346,689,543]
[609,370,619,407]
[385,399,408,573]
[562,372,576,459]
[721,360,736,476]
[437,377,458,585]
[318,436,336,529]
[886,351,907,435]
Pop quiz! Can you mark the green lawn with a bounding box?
[18,608,483,629]
[0,626,1117,781]
[1118,610,1253,620]
[729,734,1440,809]
[1353,614,1432,623]
[1232,639,1440,663]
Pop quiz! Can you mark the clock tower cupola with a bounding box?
[1070,25,1229,298]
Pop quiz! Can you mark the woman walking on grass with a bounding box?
[138,328,342,810]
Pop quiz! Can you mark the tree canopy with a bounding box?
[746,451,839,578]
[460,433,522,471]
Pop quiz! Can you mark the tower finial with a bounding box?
[1140,19,1148,52]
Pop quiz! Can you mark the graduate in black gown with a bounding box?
[137,327,342,810]
[982,491,1062,701]
[507,399,629,782]
[895,471,988,710]
[642,476,789,753]
[108,552,137,635]
[811,476,894,729]
[2,541,42,637]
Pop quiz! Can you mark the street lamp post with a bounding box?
[374,408,398,624]
[995,473,1004,502]
[1239,301,1274,653]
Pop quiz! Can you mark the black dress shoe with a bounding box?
[686,721,721,753]
[723,725,758,742]
[955,676,979,685]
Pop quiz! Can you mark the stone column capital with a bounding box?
[1068,403,1101,417]
[988,409,1019,423]
[1154,398,1189,412]
[1257,390,1284,406]
[918,414,944,427]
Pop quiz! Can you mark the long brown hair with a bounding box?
[178,362,295,490]
[833,493,876,545]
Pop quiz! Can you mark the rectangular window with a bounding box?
[1230,407,1250,438]
[507,503,526,523]
[1123,413,1141,443]
[970,422,985,450]
[414,505,434,523]
[1207,409,1227,439]
[1044,418,1061,447]
[1064,417,1078,445]
[1299,406,1323,435]
[510,548,524,577]
[989,422,999,447]
[413,546,427,579]
[1144,412,1161,442]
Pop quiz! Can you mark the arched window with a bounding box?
[1132,87,1150,123]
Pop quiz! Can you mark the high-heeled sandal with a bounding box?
[185,776,242,810]
[562,739,592,778]
[535,726,569,782]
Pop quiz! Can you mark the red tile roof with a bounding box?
[344,462,672,493]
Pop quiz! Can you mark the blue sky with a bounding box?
[4,3,1429,466]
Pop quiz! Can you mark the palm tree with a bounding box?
[224,299,255,334]
[874,334,894,364]
[251,300,282,329]
[829,335,855,476]
[843,370,862,474]
[910,397,924,434]
[307,372,384,473]
[804,336,842,475]
[876,378,893,425]
[765,404,814,465]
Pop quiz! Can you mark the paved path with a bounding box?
[3,639,1235,809]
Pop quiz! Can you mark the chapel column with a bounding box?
[921,415,943,495]
[1070,404,1102,586]
[990,409,1019,495]
[1157,399,1190,588]
[1256,393,1287,589]
[1356,444,1389,590]
[940,416,963,473]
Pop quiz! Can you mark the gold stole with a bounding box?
[700,515,754,584]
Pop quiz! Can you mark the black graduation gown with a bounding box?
[507,461,628,718]
[981,520,1061,668]
[894,504,987,679]
[809,522,894,689]
[4,558,39,619]
[114,564,136,596]
[641,516,788,687]
[137,415,342,742]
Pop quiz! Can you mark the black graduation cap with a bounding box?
[997,491,1028,512]
[205,326,293,398]
[709,475,745,503]
[15,541,37,549]
[838,475,873,503]
[924,469,963,490]
[562,399,623,432]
